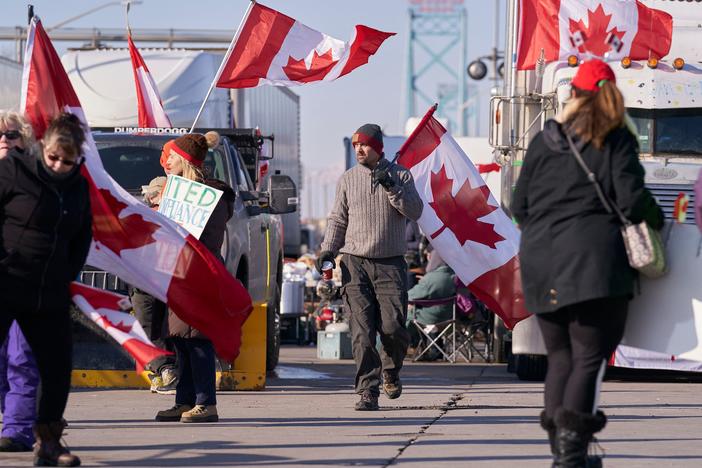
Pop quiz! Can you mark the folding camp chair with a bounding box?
[451,301,494,363]
[409,296,457,363]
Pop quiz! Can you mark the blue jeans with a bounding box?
[172,338,216,406]
[0,322,39,448]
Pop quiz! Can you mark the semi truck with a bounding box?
[61,48,303,258]
[492,0,702,379]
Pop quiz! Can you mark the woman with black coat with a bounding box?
[0,113,92,467]
[511,59,663,467]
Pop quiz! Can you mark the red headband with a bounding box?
[352,132,383,156]
[168,140,204,168]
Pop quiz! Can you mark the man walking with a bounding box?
[318,124,423,411]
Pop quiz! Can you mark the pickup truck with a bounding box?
[78,127,297,372]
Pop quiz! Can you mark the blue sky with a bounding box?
[3,0,505,177]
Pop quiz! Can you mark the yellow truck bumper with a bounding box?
[71,302,267,391]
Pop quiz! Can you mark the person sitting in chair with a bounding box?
[407,251,456,359]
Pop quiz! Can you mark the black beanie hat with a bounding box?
[352,123,383,155]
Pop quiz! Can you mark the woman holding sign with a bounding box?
[155,131,235,424]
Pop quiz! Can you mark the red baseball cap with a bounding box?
[571,59,616,92]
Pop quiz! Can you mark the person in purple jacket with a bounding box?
[0,322,38,452]
[0,111,40,453]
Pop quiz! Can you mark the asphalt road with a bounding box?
[2,346,702,467]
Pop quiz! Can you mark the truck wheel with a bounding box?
[515,354,548,381]
[492,314,508,363]
[266,284,281,372]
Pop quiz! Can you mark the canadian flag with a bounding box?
[21,17,252,361]
[397,106,530,329]
[517,0,673,70]
[70,283,172,372]
[127,34,172,128]
[215,2,394,88]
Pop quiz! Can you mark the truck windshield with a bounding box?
[628,108,702,156]
[95,140,228,197]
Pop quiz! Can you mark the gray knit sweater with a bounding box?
[321,159,423,258]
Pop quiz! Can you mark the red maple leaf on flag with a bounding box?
[89,183,160,256]
[569,5,626,57]
[96,314,134,333]
[428,166,505,249]
[282,48,338,83]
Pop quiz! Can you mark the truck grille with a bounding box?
[78,268,128,292]
[647,183,696,225]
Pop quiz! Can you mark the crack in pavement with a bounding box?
[382,366,486,467]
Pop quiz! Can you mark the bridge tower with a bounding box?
[404,0,471,135]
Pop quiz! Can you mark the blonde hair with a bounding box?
[0,110,36,150]
[177,154,206,183]
[560,81,625,150]
[167,131,220,183]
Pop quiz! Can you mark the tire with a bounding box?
[492,314,508,363]
[265,280,282,372]
[515,354,548,381]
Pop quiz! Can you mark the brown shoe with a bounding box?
[354,390,379,411]
[180,405,219,423]
[382,371,402,399]
[33,421,81,467]
[155,404,193,422]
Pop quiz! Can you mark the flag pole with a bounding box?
[189,0,257,133]
[124,1,131,37]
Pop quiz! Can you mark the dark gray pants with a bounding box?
[130,288,176,374]
[340,254,410,396]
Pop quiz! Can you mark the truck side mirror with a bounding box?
[268,174,298,214]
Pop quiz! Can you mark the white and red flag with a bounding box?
[215,2,394,88]
[517,0,673,70]
[70,283,172,372]
[397,105,529,329]
[21,17,252,361]
[127,34,172,128]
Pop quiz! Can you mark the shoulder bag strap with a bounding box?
[564,132,632,227]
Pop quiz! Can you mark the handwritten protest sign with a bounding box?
[158,175,223,239]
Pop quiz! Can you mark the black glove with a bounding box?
[316,250,336,273]
[372,166,395,190]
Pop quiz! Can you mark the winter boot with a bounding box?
[33,421,81,467]
[539,410,559,466]
[554,408,607,468]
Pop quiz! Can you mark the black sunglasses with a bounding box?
[0,131,21,140]
[46,154,81,167]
